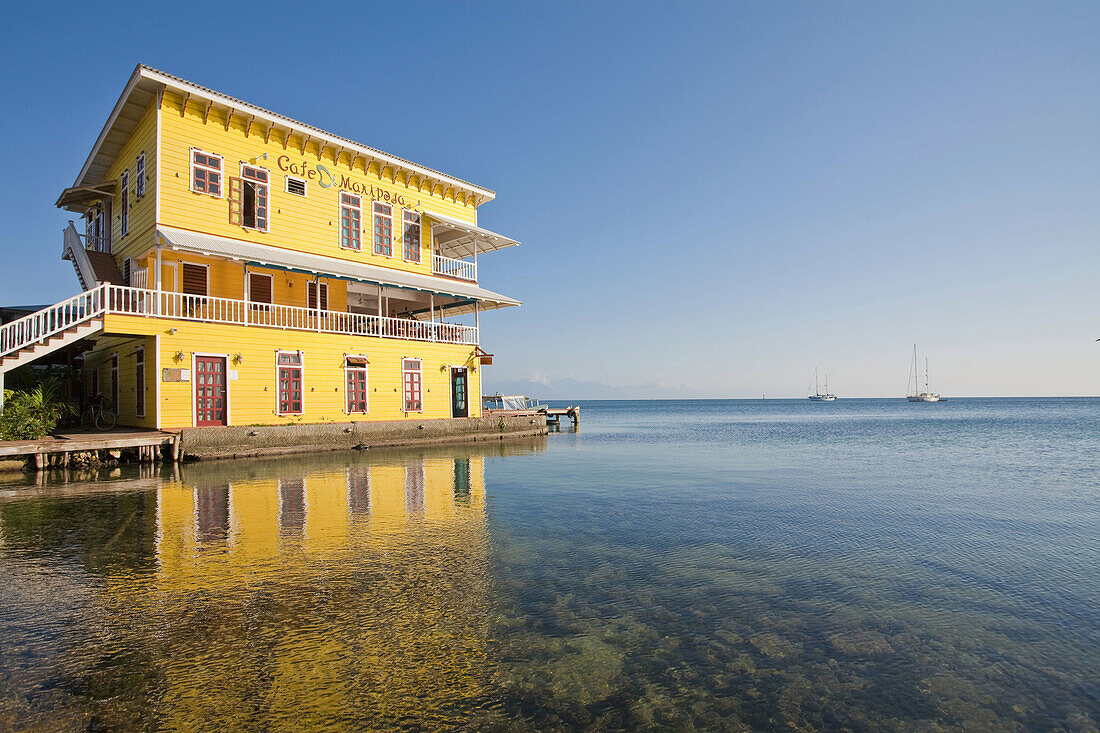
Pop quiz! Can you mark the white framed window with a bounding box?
[402,358,422,412]
[285,176,307,196]
[135,153,146,198]
[402,210,421,262]
[181,262,209,296]
[135,347,145,418]
[276,350,303,415]
[345,355,369,413]
[340,193,361,250]
[373,202,393,256]
[248,271,273,308]
[231,164,269,231]
[191,149,223,196]
[307,281,328,310]
[120,170,129,236]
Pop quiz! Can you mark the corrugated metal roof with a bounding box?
[425,211,521,258]
[156,227,520,310]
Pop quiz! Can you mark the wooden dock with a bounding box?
[0,430,179,469]
[544,406,580,429]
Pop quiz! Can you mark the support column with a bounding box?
[474,301,480,345]
[0,370,5,412]
[315,274,322,332]
[429,294,435,341]
[154,244,162,316]
[243,264,249,326]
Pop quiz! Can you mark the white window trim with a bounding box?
[373,201,394,258]
[285,175,307,196]
[339,193,363,251]
[402,209,422,263]
[191,352,232,428]
[247,271,274,305]
[239,163,271,233]
[120,170,130,236]
[190,148,224,198]
[306,280,329,311]
[135,152,146,198]
[135,346,146,418]
[180,261,210,297]
[344,354,370,414]
[275,349,305,416]
[110,352,120,412]
[402,357,423,413]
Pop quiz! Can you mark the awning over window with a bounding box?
[423,211,520,259]
[154,226,521,311]
[56,181,118,211]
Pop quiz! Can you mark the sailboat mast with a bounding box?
[815,367,819,395]
[925,358,930,392]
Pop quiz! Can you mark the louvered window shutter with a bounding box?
[249,274,271,303]
[182,264,207,296]
[228,176,242,225]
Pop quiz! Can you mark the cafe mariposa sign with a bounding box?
[277,155,420,206]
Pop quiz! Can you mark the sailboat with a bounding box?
[808,368,837,401]
[906,345,941,402]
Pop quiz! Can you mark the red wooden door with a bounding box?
[195,356,227,426]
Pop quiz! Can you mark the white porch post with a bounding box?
[154,244,162,316]
[243,264,249,326]
[0,370,5,413]
[429,294,435,341]
[474,301,480,345]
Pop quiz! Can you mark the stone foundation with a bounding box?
[178,414,548,460]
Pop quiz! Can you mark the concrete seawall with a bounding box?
[179,414,549,460]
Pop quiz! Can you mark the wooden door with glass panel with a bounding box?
[194,356,228,426]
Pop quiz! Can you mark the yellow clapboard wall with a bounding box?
[157,90,479,275]
[104,314,482,429]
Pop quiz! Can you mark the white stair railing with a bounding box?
[62,222,100,290]
[0,284,109,360]
[432,254,477,282]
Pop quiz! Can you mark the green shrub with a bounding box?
[0,381,75,441]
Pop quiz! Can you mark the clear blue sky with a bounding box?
[2,2,1097,397]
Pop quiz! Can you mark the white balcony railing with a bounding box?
[2,284,478,363]
[108,285,479,345]
[130,267,148,290]
[432,254,477,282]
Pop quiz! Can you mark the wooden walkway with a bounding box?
[544,406,580,429]
[0,430,179,468]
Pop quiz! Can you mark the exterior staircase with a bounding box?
[0,285,109,409]
[62,221,122,290]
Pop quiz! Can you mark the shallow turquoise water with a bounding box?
[0,398,1097,730]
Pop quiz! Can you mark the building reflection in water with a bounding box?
[143,438,546,729]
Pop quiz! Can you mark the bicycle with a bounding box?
[80,394,117,431]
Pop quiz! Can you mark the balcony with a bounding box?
[432,254,477,282]
[109,286,479,345]
[1,285,479,363]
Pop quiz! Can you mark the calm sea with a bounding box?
[0,398,1097,730]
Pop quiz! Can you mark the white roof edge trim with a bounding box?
[155,226,521,308]
[74,64,145,187]
[423,210,521,248]
[138,66,496,201]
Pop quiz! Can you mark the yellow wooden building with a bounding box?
[0,65,520,429]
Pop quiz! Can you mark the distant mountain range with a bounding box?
[484,377,704,401]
